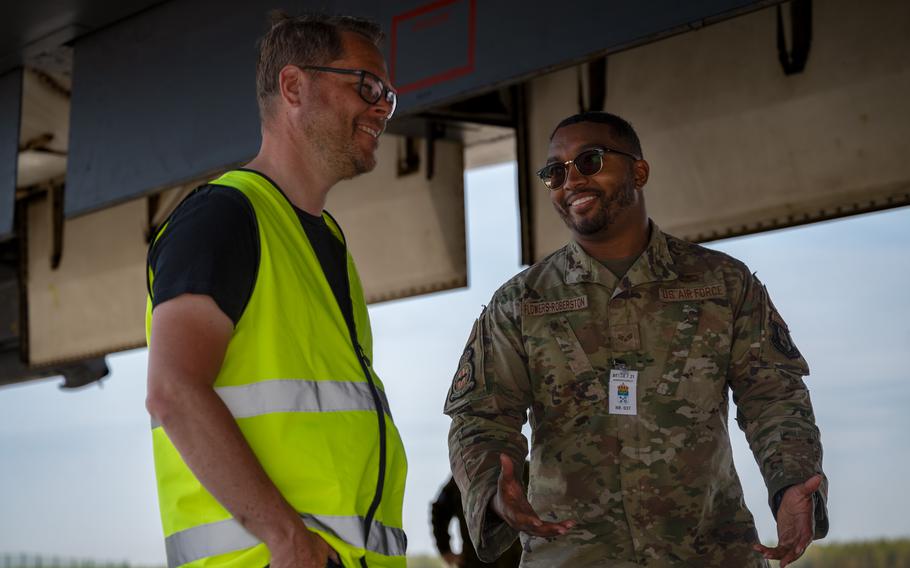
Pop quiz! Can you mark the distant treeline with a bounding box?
[0,555,130,568]
[4,539,910,567]
[790,538,910,567]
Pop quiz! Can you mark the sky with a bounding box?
[0,162,908,564]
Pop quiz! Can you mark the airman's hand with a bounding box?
[491,453,575,538]
[753,474,822,567]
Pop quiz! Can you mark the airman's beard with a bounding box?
[560,184,636,235]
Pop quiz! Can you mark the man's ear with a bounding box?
[277,64,305,108]
[633,159,650,189]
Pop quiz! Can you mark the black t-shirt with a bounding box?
[148,170,353,330]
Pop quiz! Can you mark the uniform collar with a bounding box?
[564,220,678,290]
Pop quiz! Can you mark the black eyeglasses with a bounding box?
[536,147,640,190]
[301,66,397,118]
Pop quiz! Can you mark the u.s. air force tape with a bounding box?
[659,284,725,302]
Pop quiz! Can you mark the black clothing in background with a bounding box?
[431,476,522,568]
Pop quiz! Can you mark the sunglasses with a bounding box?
[301,65,398,119]
[537,147,640,190]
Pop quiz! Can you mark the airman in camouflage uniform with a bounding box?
[444,112,828,567]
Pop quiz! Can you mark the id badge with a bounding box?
[609,368,638,415]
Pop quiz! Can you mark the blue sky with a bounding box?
[0,162,908,563]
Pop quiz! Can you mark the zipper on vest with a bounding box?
[336,281,385,566]
[352,340,387,568]
[325,212,388,566]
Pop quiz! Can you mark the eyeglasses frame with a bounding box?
[299,65,397,119]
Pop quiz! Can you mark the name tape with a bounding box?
[523,295,589,316]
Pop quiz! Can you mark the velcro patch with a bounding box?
[768,294,802,360]
[449,346,476,402]
[770,320,801,359]
[659,284,725,302]
[523,295,588,316]
[610,323,641,352]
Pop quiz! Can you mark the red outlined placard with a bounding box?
[390,0,476,95]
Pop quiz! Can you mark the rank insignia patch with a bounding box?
[449,347,476,401]
[610,323,641,352]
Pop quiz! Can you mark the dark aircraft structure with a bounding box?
[1,0,907,387]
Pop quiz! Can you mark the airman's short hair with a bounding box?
[551,111,643,159]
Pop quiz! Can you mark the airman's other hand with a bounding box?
[753,474,822,568]
[491,453,575,538]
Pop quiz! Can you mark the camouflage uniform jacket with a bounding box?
[444,223,828,567]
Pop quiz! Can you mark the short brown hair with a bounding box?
[255,12,384,119]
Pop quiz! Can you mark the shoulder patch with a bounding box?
[767,296,802,359]
[523,295,588,316]
[770,320,801,359]
[659,284,726,302]
[449,346,476,402]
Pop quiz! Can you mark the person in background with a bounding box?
[432,475,523,568]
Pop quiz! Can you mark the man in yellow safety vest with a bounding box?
[145,12,407,568]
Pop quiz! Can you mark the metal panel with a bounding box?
[18,69,70,190]
[26,191,148,366]
[0,0,163,74]
[389,0,772,112]
[0,69,22,240]
[526,0,910,260]
[64,0,768,218]
[0,349,109,389]
[64,0,267,219]
[329,136,466,303]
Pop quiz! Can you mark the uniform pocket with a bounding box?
[548,316,596,377]
[542,316,607,408]
[643,301,726,417]
[675,301,731,414]
[652,302,701,397]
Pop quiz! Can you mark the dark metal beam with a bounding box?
[0,69,22,240]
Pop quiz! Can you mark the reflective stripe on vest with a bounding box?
[150,379,393,429]
[165,514,407,568]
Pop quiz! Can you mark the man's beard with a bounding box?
[349,145,375,177]
[303,115,375,179]
[558,182,636,236]
[332,129,377,179]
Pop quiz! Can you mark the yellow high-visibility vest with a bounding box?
[146,169,408,568]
